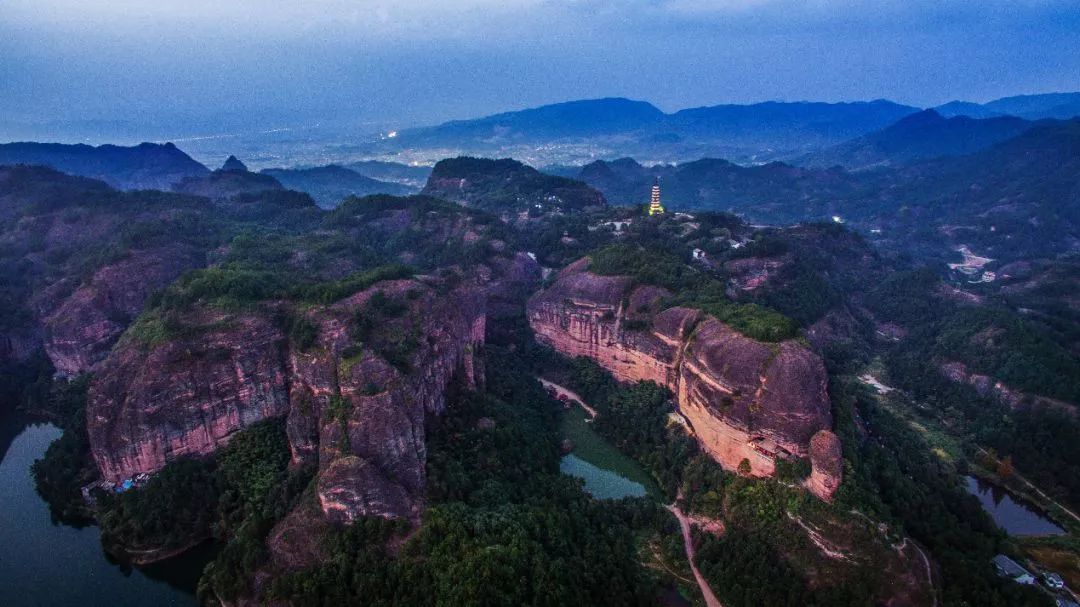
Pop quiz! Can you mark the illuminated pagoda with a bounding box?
[648,177,665,215]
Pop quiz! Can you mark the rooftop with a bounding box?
[992,554,1032,579]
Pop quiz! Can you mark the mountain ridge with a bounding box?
[0,141,209,190]
[799,109,1035,170]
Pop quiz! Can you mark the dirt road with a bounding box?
[537,377,599,418]
[667,502,723,607]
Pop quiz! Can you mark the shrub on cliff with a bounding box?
[589,243,799,342]
[98,457,219,555]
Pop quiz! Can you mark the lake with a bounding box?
[0,400,659,604]
[0,409,205,607]
[963,475,1065,537]
[559,406,660,500]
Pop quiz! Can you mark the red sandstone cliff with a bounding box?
[805,429,843,499]
[527,259,841,499]
[88,274,487,524]
[42,246,202,376]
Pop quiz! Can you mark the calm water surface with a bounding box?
[963,475,1065,536]
[560,454,648,499]
[559,407,657,500]
[0,409,204,607]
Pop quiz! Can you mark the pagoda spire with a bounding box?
[648,176,665,215]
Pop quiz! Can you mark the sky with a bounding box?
[2,0,1079,138]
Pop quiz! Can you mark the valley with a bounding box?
[1,91,1078,607]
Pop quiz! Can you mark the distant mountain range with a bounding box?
[0,141,208,190]
[4,92,1078,175]
[385,92,1080,165]
[933,101,1005,119]
[937,92,1080,120]
[392,97,922,162]
[799,109,1035,170]
[0,142,419,208]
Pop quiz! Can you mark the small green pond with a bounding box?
[559,407,661,499]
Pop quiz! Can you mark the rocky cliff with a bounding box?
[805,429,843,499]
[0,166,222,374]
[88,274,487,523]
[42,246,202,376]
[527,259,841,499]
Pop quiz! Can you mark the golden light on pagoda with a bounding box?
[648,177,665,215]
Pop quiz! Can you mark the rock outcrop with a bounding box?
[88,274,486,523]
[221,155,249,172]
[527,260,840,499]
[805,430,843,501]
[88,310,291,483]
[0,166,224,374]
[42,247,202,376]
[940,360,1076,414]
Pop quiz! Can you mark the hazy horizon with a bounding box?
[3,0,1080,143]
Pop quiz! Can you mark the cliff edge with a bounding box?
[527,259,841,499]
[88,275,486,524]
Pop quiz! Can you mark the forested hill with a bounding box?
[422,156,607,213]
[3,154,1071,607]
[837,118,1080,262]
[574,118,1080,265]
[575,156,858,212]
[262,165,416,208]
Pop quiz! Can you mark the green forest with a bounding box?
[266,347,670,606]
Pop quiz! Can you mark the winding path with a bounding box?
[894,537,937,607]
[538,376,720,605]
[537,377,599,418]
[668,500,723,607]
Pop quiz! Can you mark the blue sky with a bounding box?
[2,0,1079,135]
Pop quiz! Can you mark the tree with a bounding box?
[738,458,752,476]
[997,455,1015,479]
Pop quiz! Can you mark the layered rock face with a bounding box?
[88,275,486,522]
[0,166,221,374]
[42,247,202,376]
[940,360,1076,413]
[88,310,291,483]
[528,261,841,499]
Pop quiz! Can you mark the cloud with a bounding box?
[1,0,1078,130]
[4,1,545,37]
